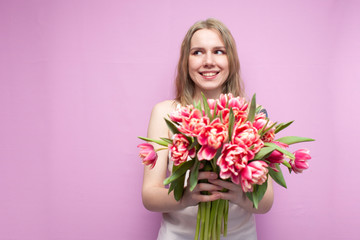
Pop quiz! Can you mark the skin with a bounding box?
[188,29,230,101]
[142,28,274,214]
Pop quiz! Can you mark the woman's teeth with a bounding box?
[202,72,217,77]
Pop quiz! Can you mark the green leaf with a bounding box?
[201,92,211,118]
[228,108,235,141]
[163,160,194,185]
[275,120,294,134]
[262,121,278,135]
[164,118,181,135]
[246,94,256,123]
[212,101,218,120]
[245,181,267,210]
[160,137,173,144]
[173,174,186,201]
[252,186,259,209]
[211,148,223,170]
[138,136,169,147]
[255,105,263,114]
[253,181,268,208]
[253,147,276,160]
[189,160,200,191]
[168,181,175,194]
[264,142,295,159]
[258,118,270,135]
[276,136,315,145]
[246,192,253,202]
[282,160,292,170]
[194,100,202,113]
[268,164,287,188]
[189,137,199,151]
[168,163,181,194]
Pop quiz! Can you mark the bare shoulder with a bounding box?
[151,99,178,118]
[147,100,178,139]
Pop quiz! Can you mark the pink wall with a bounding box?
[1,0,359,239]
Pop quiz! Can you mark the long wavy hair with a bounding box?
[175,18,245,105]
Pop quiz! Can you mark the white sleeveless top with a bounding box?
[157,157,257,240]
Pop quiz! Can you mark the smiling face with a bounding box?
[188,28,229,100]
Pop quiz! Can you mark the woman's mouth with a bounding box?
[200,71,219,79]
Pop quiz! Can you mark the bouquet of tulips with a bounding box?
[138,93,314,240]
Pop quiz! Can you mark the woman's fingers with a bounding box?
[208,179,247,205]
[182,184,221,206]
[197,171,218,180]
[208,178,240,192]
[193,192,221,202]
[194,182,223,192]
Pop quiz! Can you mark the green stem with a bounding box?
[200,202,206,240]
[210,200,220,240]
[204,201,211,240]
[223,200,229,237]
[195,204,201,240]
[217,200,224,239]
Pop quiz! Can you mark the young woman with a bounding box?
[142,18,274,240]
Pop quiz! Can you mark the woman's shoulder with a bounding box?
[151,99,179,116]
[148,100,179,137]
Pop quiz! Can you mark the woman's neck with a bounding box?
[193,89,222,102]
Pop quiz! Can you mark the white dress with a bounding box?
[157,158,257,240]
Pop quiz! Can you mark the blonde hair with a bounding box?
[175,18,245,105]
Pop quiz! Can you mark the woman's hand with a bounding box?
[179,171,222,208]
[208,178,247,206]
[208,177,274,214]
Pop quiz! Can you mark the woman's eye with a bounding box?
[215,50,225,55]
[192,50,202,55]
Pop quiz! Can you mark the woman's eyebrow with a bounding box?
[190,47,203,51]
[190,46,225,50]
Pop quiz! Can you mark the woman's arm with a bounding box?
[141,100,181,212]
[141,101,222,212]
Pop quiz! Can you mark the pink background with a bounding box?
[1,0,359,239]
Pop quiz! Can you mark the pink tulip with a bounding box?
[266,141,289,164]
[178,109,209,137]
[265,141,289,172]
[228,96,248,111]
[137,143,158,169]
[232,122,264,160]
[262,129,275,142]
[215,93,248,125]
[253,112,275,142]
[197,118,228,160]
[207,98,220,116]
[169,134,195,166]
[240,161,268,192]
[221,108,247,125]
[290,149,311,173]
[169,105,194,123]
[217,143,249,184]
[207,98,216,109]
[253,112,267,130]
[216,93,232,110]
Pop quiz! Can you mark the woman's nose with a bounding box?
[204,53,215,67]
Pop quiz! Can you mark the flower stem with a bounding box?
[195,205,201,240]
[204,201,211,240]
[223,200,229,236]
[200,202,206,240]
[210,200,220,240]
[217,200,224,239]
